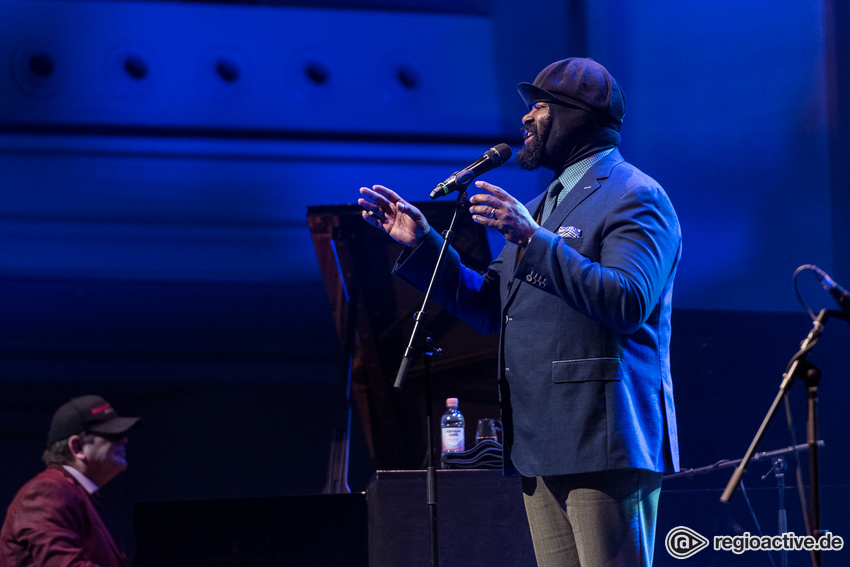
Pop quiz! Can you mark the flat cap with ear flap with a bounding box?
[517,57,625,131]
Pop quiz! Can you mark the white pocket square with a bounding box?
[557,226,582,239]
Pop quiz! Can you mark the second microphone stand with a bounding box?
[720,308,844,567]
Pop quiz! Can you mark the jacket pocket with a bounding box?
[561,236,586,253]
[551,357,621,383]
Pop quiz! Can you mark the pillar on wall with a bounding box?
[824,0,850,286]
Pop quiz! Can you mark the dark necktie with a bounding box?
[539,179,563,224]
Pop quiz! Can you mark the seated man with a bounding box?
[0,395,141,567]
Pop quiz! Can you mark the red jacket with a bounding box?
[0,465,129,567]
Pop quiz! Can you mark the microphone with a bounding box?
[430,143,512,199]
[811,265,850,314]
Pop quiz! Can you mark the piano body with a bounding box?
[306,202,501,481]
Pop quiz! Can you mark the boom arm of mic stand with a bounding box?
[394,191,468,391]
[720,309,829,503]
[665,441,823,481]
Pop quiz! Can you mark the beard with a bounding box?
[516,105,620,172]
[514,118,550,171]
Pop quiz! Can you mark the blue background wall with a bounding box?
[1,1,848,564]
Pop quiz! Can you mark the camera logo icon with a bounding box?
[665,526,709,559]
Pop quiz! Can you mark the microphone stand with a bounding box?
[393,189,469,567]
[720,308,845,567]
[394,189,467,391]
[666,443,822,567]
[422,336,441,567]
[663,442,822,481]
[762,458,788,567]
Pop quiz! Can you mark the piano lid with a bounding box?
[307,202,500,470]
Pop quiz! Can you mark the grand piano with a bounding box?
[306,201,502,482]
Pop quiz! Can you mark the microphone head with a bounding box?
[492,143,512,163]
[430,143,512,199]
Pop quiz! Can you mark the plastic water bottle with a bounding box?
[441,398,465,464]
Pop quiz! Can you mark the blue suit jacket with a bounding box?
[394,149,681,477]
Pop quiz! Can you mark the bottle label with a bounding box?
[442,427,465,452]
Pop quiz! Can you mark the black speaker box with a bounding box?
[366,469,536,567]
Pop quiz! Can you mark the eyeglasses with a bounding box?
[84,431,127,443]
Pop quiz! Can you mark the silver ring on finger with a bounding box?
[490,208,496,218]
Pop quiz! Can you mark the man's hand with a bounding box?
[359,185,431,247]
[468,180,538,247]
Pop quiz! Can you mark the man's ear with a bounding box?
[68,435,86,460]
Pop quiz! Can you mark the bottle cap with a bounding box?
[446,397,459,407]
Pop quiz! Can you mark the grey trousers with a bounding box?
[521,468,663,567]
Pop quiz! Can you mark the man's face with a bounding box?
[82,433,128,485]
[515,101,552,171]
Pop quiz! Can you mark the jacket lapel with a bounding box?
[505,149,624,306]
[542,148,624,230]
